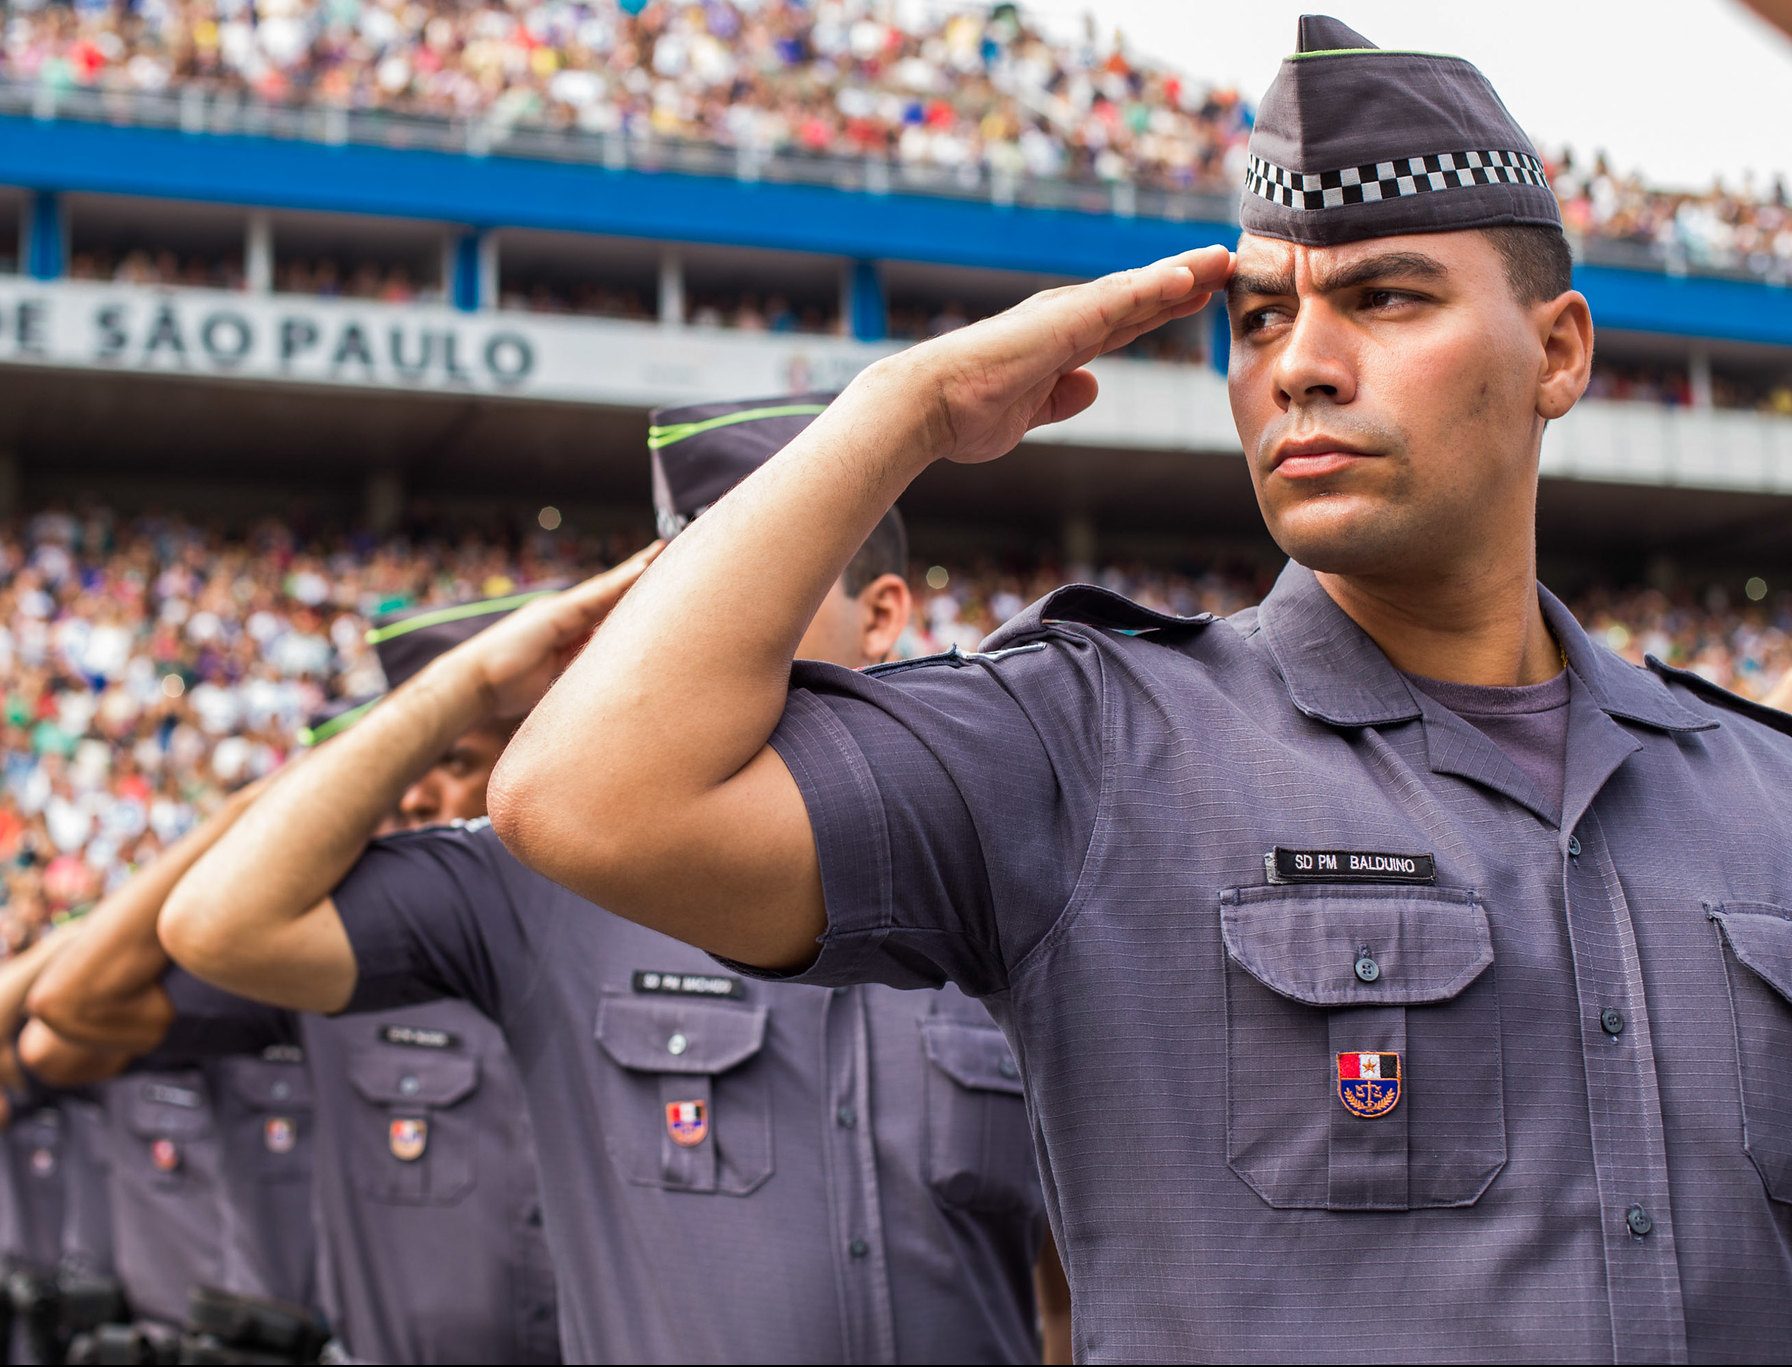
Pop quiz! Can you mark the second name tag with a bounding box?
[1266,847,1437,885]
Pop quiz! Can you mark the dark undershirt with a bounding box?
[1404,667,1573,815]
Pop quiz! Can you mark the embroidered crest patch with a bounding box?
[665,1100,708,1147]
[389,1117,429,1162]
[264,1117,297,1155]
[150,1138,181,1173]
[1337,1051,1402,1118]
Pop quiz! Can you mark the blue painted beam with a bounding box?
[848,259,886,342]
[451,230,481,313]
[0,116,1787,346]
[26,190,62,280]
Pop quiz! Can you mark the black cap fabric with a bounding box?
[1240,15,1560,246]
[366,589,557,690]
[648,395,834,540]
[298,695,380,749]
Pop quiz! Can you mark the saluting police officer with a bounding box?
[489,15,1792,1364]
[158,419,1070,1366]
[25,676,562,1366]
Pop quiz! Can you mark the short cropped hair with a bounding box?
[843,507,909,596]
[1484,225,1574,304]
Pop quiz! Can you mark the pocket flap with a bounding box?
[124,1076,213,1140]
[348,1050,479,1108]
[214,1058,313,1111]
[1711,903,1792,1005]
[921,1021,1024,1096]
[1220,884,1493,1007]
[594,997,767,1075]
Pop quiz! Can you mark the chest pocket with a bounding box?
[213,1058,313,1182]
[1708,903,1792,1204]
[592,996,772,1196]
[347,1048,480,1206]
[920,1019,1041,1215]
[122,1080,215,1190]
[1220,883,1506,1211]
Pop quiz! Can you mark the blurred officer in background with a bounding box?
[157,411,1072,1366]
[21,609,563,1366]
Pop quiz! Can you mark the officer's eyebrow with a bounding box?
[1226,250,1449,307]
[1310,250,1449,294]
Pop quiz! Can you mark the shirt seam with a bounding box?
[1007,625,1114,984]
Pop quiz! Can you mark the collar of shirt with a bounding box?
[1254,561,1714,737]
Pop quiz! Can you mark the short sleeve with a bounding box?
[331,820,527,1022]
[154,968,298,1064]
[759,631,1106,996]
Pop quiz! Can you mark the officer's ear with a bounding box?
[856,573,912,667]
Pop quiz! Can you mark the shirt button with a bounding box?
[271,1082,291,1101]
[1354,955,1381,983]
[835,1105,857,1129]
[667,1033,688,1056]
[398,1075,420,1097]
[1601,1008,1626,1037]
[1568,835,1582,858]
[998,1058,1020,1080]
[1626,1204,1654,1237]
[526,1206,543,1227]
[848,1238,869,1259]
[832,987,850,998]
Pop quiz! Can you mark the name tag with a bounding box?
[142,1083,203,1109]
[632,970,744,1000]
[1266,847,1436,886]
[380,1025,459,1051]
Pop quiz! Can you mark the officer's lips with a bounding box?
[1270,438,1381,480]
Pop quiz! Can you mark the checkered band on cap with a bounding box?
[1244,148,1549,212]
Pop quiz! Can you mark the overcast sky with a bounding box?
[1016,0,1792,190]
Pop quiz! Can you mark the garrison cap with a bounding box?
[367,589,557,689]
[648,394,834,540]
[1241,15,1560,246]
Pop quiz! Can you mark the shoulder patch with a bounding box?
[867,641,1048,679]
[1645,655,1792,737]
[983,583,1214,652]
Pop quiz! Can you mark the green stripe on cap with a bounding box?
[646,403,829,451]
[299,697,380,748]
[1289,47,1457,59]
[364,589,556,646]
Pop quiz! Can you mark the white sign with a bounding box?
[0,278,895,407]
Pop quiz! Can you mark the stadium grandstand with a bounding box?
[1,0,1790,948]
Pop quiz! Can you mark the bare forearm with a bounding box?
[167,659,486,947]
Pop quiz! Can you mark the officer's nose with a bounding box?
[1271,303,1358,411]
[397,775,441,830]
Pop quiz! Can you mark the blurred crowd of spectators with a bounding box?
[4,0,1788,279]
[8,506,1792,948]
[0,508,635,948]
[1551,150,1792,285]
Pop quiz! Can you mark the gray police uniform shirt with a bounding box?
[331,826,1048,1366]
[1,1097,67,1274]
[752,560,1792,1364]
[59,1092,117,1279]
[160,973,561,1364]
[205,1050,318,1308]
[99,1069,226,1327]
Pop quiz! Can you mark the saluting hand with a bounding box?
[461,542,664,721]
[892,244,1232,466]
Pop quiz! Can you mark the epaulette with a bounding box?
[865,641,1049,679]
[1645,655,1792,738]
[983,583,1215,652]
